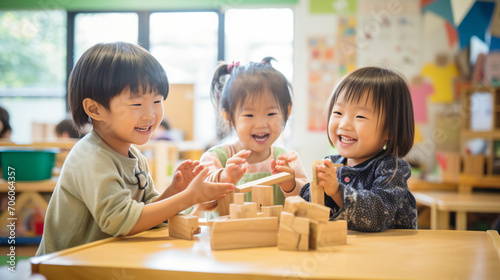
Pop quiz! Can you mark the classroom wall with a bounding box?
[291,0,338,177]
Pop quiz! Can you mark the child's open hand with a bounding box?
[186,167,236,204]
[170,160,204,193]
[271,152,297,193]
[317,159,341,199]
[221,149,251,184]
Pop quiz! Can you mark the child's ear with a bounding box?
[222,110,230,123]
[287,104,292,118]
[82,98,105,121]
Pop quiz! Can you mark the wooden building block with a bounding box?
[252,185,274,210]
[217,192,234,217]
[168,214,200,240]
[310,220,347,249]
[278,212,310,251]
[311,160,324,205]
[261,205,283,222]
[236,172,293,193]
[210,217,279,250]
[234,193,245,205]
[284,196,331,223]
[229,202,258,219]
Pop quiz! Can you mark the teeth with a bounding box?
[340,136,356,144]
[253,133,269,140]
[135,127,149,132]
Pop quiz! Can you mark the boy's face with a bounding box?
[328,91,387,167]
[99,87,163,156]
[231,90,284,162]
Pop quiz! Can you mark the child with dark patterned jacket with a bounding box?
[300,66,418,232]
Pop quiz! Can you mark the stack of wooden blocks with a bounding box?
[168,165,347,251]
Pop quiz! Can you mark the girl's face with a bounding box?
[229,90,285,163]
[328,91,387,167]
[98,87,164,157]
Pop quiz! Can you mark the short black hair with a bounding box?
[326,67,415,157]
[0,106,11,138]
[55,119,81,138]
[68,42,169,131]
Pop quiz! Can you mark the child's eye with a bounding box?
[356,115,366,119]
[131,104,142,107]
[154,100,162,104]
[244,114,253,117]
[333,111,342,116]
[268,113,278,116]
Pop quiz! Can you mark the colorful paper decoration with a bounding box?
[422,63,458,103]
[409,82,434,123]
[422,0,454,24]
[457,1,495,48]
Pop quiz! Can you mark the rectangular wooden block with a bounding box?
[252,185,274,210]
[168,214,200,240]
[278,212,310,251]
[310,220,347,249]
[229,202,258,219]
[284,196,330,223]
[210,217,279,250]
[217,192,234,216]
[311,160,324,205]
[261,205,283,222]
[236,172,293,193]
[234,193,245,205]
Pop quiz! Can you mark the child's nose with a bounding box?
[254,116,268,128]
[338,117,353,130]
[142,105,156,120]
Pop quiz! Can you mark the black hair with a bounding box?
[68,42,169,132]
[210,57,292,139]
[326,66,414,157]
[0,106,11,138]
[55,118,82,139]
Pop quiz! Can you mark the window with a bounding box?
[0,11,66,143]
[74,13,139,63]
[150,12,219,142]
[225,8,294,80]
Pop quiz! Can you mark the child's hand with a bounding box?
[186,167,236,204]
[170,160,204,194]
[221,150,251,184]
[271,152,297,193]
[317,159,340,199]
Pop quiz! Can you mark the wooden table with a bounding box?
[31,226,500,280]
[413,190,500,230]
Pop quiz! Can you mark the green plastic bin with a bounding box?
[0,147,60,181]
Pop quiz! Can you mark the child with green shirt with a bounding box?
[36,42,235,256]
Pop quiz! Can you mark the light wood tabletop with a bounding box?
[31,226,500,280]
[414,191,500,230]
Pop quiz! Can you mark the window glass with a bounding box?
[0,11,66,143]
[225,8,294,80]
[74,13,138,63]
[150,12,218,142]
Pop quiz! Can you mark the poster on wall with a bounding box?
[307,17,357,131]
[356,0,421,79]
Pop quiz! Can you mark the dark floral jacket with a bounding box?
[301,151,418,232]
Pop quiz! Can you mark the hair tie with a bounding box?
[227,61,240,74]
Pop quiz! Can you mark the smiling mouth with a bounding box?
[339,135,357,144]
[253,133,270,142]
[135,126,152,132]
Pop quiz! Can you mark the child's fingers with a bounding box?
[233,149,252,159]
[226,157,247,165]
